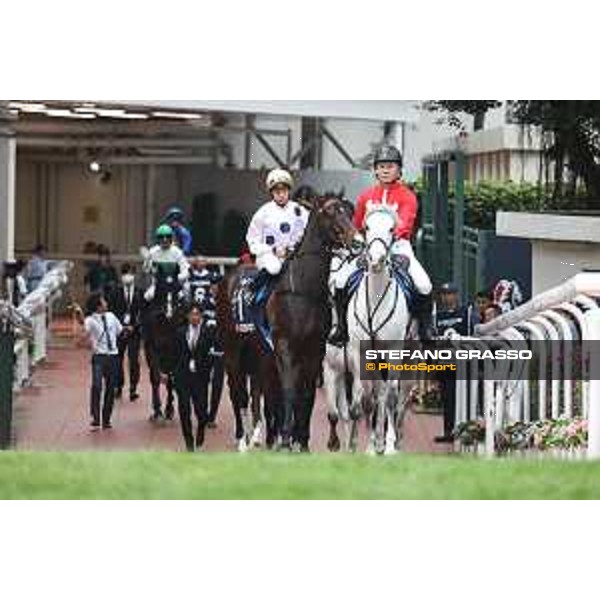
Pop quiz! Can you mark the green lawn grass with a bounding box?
[1,452,599,500]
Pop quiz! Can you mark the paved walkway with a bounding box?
[13,321,449,454]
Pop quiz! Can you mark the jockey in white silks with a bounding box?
[328,144,434,345]
[242,169,309,300]
[142,224,190,302]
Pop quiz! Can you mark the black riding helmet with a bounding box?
[373,145,403,169]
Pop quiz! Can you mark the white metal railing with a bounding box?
[452,272,600,459]
[14,252,238,305]
[39,252,239,267]
[5,261,73,390]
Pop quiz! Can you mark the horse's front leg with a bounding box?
[375,382,389,455]
[250,375,264,448]
[228,371,250,452]
[324,362,341,452]
[275,346,298,451]
[384,383,399,456]
[165,374,175,421]
[394,381,412,452]
[146,350,163,421]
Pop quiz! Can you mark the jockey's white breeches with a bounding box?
[391,239,432,295]
[330,239,432,296]
[256,252,283,276]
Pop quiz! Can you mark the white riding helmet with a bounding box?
[266,169,294,192]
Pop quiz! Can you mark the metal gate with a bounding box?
[416,151,531,301]
[0,319,15,449]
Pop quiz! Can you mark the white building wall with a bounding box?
[14,160,375,257]
[532,240,600,295]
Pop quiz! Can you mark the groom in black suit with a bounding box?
[108,264,144,401]
[173,303,213,452]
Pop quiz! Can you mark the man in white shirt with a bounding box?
[75,292,123,431]
[243,169,309,301]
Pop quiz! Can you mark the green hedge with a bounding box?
[412,180,591,230]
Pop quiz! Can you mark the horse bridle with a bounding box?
[352,231,400,345]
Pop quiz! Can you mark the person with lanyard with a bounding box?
[188,258,225,428]
[242,168,309,302]
[173,303,213,452]
[108,263,144,402]
[163,206,193,256]
[329,145,435,346]
[433,282,479,444]
[142,224,190,302]
[74,292,123,431]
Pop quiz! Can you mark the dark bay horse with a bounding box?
[266,192,362,451]
[216,264,282,451]
[143,265,188,422]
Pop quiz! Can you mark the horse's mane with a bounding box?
[364,202,399,228]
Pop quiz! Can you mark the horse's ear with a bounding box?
[338,188,346,201]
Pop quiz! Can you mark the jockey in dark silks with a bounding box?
[143,224,191,302]
[164,206,193,256]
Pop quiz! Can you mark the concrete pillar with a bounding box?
[386,122,404,155]
[0,119,16,263]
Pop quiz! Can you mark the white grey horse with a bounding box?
[345,205,415,455]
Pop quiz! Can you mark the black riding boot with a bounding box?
[414,292,436,342]
[328,288,349,347]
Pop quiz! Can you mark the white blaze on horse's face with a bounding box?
[364,207,397,273]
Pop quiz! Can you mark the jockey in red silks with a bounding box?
[329,144,435,345]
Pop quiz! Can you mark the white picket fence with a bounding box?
[453,272,600,459]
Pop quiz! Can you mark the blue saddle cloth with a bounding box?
[232,271,275,352]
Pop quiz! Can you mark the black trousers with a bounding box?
[90,354,119,426]
[207,353,225,423]
[439,370,457,437]
[175,370,210,451]
[116,330,141,393]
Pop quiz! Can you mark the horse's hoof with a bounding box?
[277,439,292,452]
[251,424,263,447]
[149,412,163,423]
[165,407,175,421]
[237,437,249,453]
[327,438,341,453]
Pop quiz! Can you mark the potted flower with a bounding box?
[454,419,486,454]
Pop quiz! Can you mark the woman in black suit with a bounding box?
[173,303,213,452]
